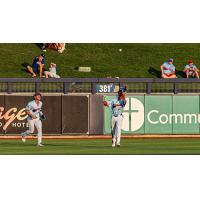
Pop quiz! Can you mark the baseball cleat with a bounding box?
[21,132,26,143]
[37,143,44,147]
[116,144,121,147]
[112,139,116,147]
[21,136,26,143]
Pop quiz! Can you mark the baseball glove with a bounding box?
[40,114,46,120]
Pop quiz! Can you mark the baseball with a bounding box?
[119,49,122,52]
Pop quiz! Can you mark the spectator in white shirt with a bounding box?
[44,63,60,78]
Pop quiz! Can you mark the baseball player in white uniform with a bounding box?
[21,93,45,146]
[103,87,127,147]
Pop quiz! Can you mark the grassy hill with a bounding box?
[0,43,200,78]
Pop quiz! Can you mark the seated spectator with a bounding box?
[44,63,60,78]
[42,43,65,53]
[26,54,45,77]
[184,59,199,78]
[160,58,177,78]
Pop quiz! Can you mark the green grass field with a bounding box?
[1,43,200,78]
[1,138,200,155]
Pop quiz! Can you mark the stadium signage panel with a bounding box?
[147,111,200,125]
[0,107,27,130]
[104,95,200,134]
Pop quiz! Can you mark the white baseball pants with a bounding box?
[111,115,123,145]
[23,119,42,144]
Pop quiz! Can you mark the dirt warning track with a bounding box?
[1,134,200,140]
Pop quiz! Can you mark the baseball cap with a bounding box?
[118,86,127,94]
[188,59,193,64]
[34,92,42,97]
[168,58,173,62]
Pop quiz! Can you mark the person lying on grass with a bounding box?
[42,43,65,53]
[160,58,177,78]
[44,62,60,78]
[184,59,199,79]
[26,54,45,77]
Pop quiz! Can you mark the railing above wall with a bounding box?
[0,78,200,94]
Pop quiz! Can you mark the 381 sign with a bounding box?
[96,84,115,93]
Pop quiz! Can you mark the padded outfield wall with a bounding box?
[0,93,199,135]
[104,94,200,134]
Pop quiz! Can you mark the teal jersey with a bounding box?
[162,62,175,74]
[108,98,126,117]
[185,64,197,71]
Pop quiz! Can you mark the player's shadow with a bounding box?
[148,67,161,78]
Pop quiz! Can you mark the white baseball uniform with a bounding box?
[21,100,43,145]
[106,97,126,146]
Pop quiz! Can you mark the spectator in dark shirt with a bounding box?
[26,54,45,77]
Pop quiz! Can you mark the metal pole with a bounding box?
[146,82,152,94]
[91,82,96,94]
[63,82,68,94]
[35,82,40,93]
[174,82,179,94]
[7,82,12,94]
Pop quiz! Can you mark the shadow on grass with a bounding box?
[34,43,42,49]
[21,62,30,75]
[148,67,161,78]
[176,70,186,78]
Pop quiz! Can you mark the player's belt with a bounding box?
[112,114,122,117]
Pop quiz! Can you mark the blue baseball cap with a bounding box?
[168,58,173,62]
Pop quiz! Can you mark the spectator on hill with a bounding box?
[160,58,177,78]
[44,63,60,78]
[26,54,45,77]
[184,59,199,78]
[42,43,65,53]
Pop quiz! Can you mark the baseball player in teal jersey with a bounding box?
[184,59,199,78]
[21,93,45,146]
[161,58,177,78]
[104,87,127,147]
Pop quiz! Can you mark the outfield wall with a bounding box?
[104,94,200,134]
[0,94,200,135]
[0,94,91,135]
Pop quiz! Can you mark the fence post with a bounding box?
[63,82,68,94]
[146,82,152,94]
[174,82,179,94]
[7,82,12,94]
[35,82,40,93]
[91,82,96,94]
[119,82,122,88]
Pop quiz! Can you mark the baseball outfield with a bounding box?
[1,137,200,154]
